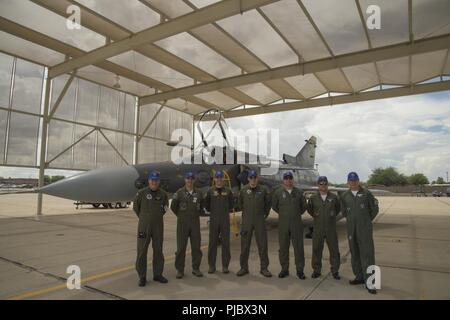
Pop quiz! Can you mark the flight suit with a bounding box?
[133,187,169,279]
[238,184,271,271]
[171,187,204,272]
[204,186,234,269]
[340,187,379,281]
[307,192,341,274]
[272,187,307,273]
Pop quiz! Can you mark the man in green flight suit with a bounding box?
[133,171,169,287]
[340,171,379,294]
[171,171,204,279]
[306,176,341,280]
[272,171,307,279]
[236,170,272,278]
[204,170,234,274]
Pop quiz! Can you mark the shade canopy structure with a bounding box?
[1,0,450,216]
[0,0,449,117]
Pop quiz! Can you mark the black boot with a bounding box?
[153,275,168,283]
[311,271,321,279]
[366,285,377,294]
[208,266,216,274]
[278,270,289,278]
[138,277,146,287]
[236,268,249,277]
[260,269,272,278]
[349,278,365,285]
[192,269,203,277]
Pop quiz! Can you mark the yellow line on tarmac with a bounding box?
[8,283,70,301]
[8,245,209,300]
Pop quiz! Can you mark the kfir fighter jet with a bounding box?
[38,137,320,203]
[38,109,323,203]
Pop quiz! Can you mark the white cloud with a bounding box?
[226,92,450,183]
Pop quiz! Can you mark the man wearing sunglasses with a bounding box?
[340,172,379,294]
[272,171,307,279]
[236,170,272,277]
[171,172,204,279]
[306,176,341,280]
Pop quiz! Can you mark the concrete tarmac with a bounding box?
[0,195,449,300]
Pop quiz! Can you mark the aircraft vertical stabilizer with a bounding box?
[295,136,317,168]
[282,136,317,168]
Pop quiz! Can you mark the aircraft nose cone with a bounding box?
[39,166,140,202]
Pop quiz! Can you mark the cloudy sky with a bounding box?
[2,90,449,183]
[225,91,450,183]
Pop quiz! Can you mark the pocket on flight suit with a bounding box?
[240,229,249,237]
[138,231,147,239]
[137,231,147,252]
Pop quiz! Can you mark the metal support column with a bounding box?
[37,68,51,216]
[192,117,195,149]
[134,97,140,164]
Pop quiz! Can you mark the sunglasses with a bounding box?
[185,177,195,180]
[283,176,293,180]
[249,176,257,179]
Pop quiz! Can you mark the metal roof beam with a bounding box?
[141,34,450,105]
[48,0,281,78]
[0,17,216,113]
[296,0,354,92]
[98,129,130,165]
[143,0,299,102]
[48,71,76,120]
[196,80,450,119]
[355,0,382,86]
[440,49,450,76]
[408,0,413,85]
[30,0,256,107]
[137,102,166,142]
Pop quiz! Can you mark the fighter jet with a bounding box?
[38,109,323,203]
[5,109,386,205]
[38,136,320,203]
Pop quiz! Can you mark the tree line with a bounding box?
[367,167,445,186]
[44,175,66,185]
